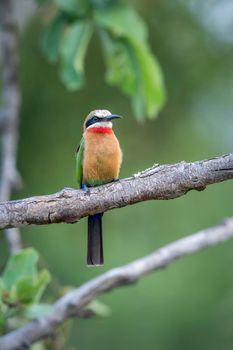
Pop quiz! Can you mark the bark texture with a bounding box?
[0,153,233,230]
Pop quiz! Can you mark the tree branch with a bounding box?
[0,0,22,253]
[1,216,233,349]
[0,153,233,229]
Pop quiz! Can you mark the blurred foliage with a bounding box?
[0,249,51,335]
[39,0,166,120]
[1,0,233,349]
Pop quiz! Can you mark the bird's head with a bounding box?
[84,109,122,131]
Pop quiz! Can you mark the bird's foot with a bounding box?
[81,183,90,194]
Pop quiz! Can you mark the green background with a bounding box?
[1,0,233,349]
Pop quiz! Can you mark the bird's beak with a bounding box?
[106,114,123,121]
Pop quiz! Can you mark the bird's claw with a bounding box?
[81,183,90,194]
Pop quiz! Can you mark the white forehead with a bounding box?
[91,109,111,118]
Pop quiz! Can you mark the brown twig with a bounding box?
[0,153,233,229]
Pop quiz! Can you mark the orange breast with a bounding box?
[83,130,122,186]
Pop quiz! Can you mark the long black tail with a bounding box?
[87,213,103,266]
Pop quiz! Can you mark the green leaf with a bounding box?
[60,21,93,90]
[0,299,6,334]
[54,0,90,16]
[42,13,68,63]
[131,40,166,120]
[0,278,3,294]
[90,0,120,9]
[15,276,36,303]
[86,300,111,317]
[95,3,166,120]
[31,343,46,350]
[94,3,147,44]
[100,31,136,95]
[16,270,50,304]
[36,0,49,4]
[34,269,51,302]
[24,303,53,319]
[1,248,50,305]
[2,248,38,291]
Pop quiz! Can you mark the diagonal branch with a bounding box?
[0,153,233,229]
[0,0,22,253]
[1,216,233,350]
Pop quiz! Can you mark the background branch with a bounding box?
[1,216,233,349]
[0,0,23,253]
[0,153,233,229]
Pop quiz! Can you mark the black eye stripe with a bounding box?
[85,116,100,128]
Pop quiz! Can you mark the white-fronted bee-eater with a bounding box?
[76,110,122,266]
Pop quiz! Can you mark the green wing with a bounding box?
[76,137,85,189]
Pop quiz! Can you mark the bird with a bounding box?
[76,109,122,266]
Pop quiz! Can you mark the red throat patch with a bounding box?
[88,127,113,134]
